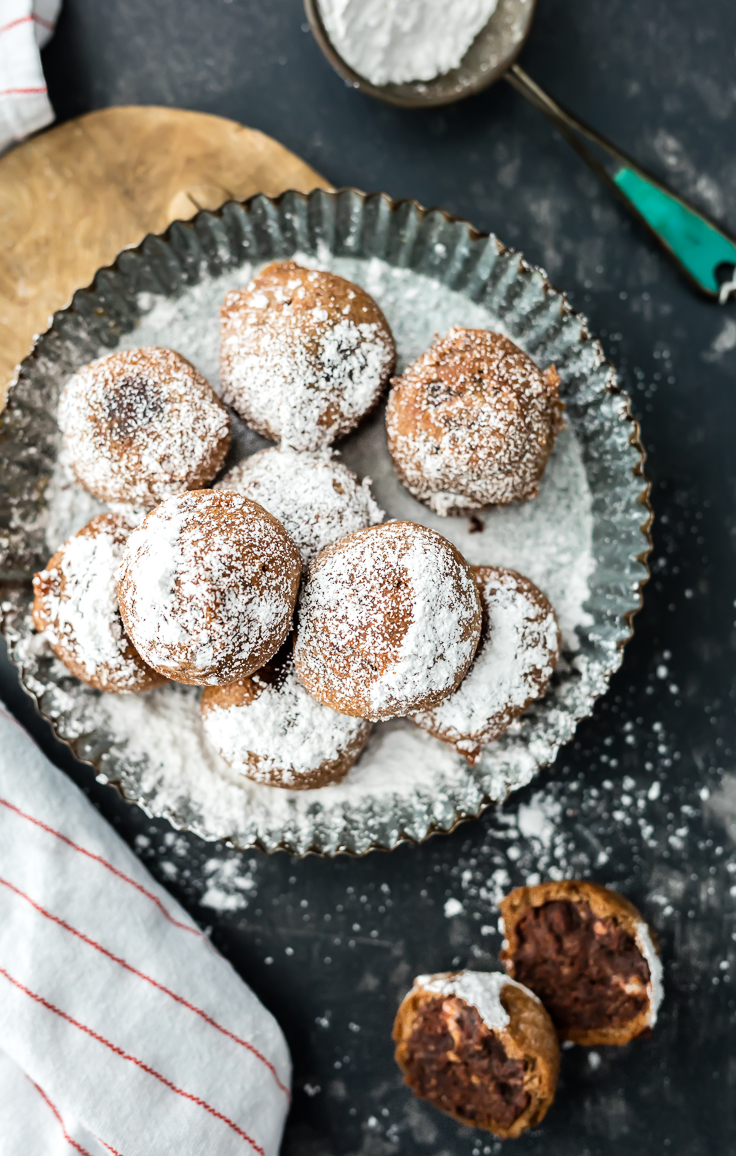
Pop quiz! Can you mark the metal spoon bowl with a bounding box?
[305,0,736,300]
[304,0,536,109]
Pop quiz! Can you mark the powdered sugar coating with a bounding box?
[201,651,372,789]
[294,521,481,721]
[635,920,664,1027]
[414,970,540,1034]
[32,513,162,693]
[58,347,231,507]
[216,446,384,564]
[117,490,302,686]
[8,214,635,854]
[413,566,561,762]
[220,262,395,450]
[386,327,564,515]
[317,0,500,86]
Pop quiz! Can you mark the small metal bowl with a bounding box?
[0,188,651,856]
[304,0,536,108]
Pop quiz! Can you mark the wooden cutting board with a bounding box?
[0,106,331,409]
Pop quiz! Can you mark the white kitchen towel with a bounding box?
[0,702,291,1156]
[0,0,60,152]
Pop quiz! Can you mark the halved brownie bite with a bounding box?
[393,970,559,1139]
[499,879,663,1046]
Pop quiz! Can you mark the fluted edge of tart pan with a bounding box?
[0,188,651,856]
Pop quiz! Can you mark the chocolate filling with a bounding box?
[511,900,650,1032]
[401,994,528,1129]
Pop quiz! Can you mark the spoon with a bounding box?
[305,0,736,303]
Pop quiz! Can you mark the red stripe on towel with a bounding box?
[0,796,201,936]
[94,1139,125,1156]
[0,15,33,34]
[0,85,47,95]
[0,873,289,1097]
[27,1078,97,1156]
[0,967,265,1154]
[0,14,55,34]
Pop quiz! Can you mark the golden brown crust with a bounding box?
[498,984,560,1138]
[386,328,564,516]
[201,677,260,713]
[293,521,482,720]
[32,513,166,694]
[393,978,558,1140]
[220,261,396,449]
[500,880,659,1046]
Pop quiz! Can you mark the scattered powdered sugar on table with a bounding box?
[415,969,537,1033]
[317,0,499,87]
[200,858,256,912]
[34,248,600,851]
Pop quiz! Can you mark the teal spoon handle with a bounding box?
[506,64,736,302]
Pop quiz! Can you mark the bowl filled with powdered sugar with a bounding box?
[306,0,535,107]
[0,188,650,855]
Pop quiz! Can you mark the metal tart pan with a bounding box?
[0,188,651,855]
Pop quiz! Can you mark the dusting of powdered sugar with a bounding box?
[44,446,107,552]
[369,532,478,716]
[220,264,394,450]
[635,920,664,1026]
[216,446,383,564]
[28,247,606,851]
[386,327,564,514]
[414,969,538,1033]
[33,514,153,692]
[117,491,299,683]
[294,523,480,720]
[86,689,465,844]
[414,567,561,760]
[317,0,499,86]
[57,348,230,507]
[201,655,371,785]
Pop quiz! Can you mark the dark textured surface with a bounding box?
[1,0,734,1151]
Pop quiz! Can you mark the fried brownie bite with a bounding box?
[393,970,559,1139]
[58,347,230,508]
[412,566,560,762]
[293,521,481,720]
[220,261,395,450]
[201,643,372,790]
[32,513,165,693]
[500,879,663,1046]
[386,327,563,515]
[117,490,301,686]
